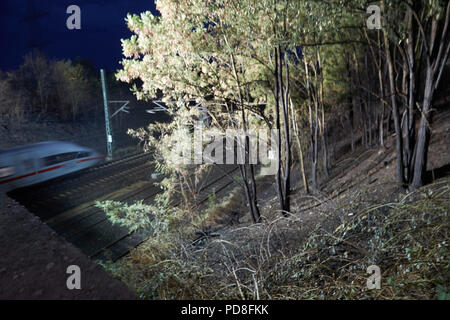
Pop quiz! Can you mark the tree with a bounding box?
[377,0,450,189]
[52,60,91,121]
[343,0,449,190]
[19,51,53,116]
[117,1,269,222]
[409,1,450,189]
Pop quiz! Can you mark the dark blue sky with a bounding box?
[0,0,158,72]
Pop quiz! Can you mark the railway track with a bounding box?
[9,152,153,219]
[74,167,241,261]
[61,109,450,261]
[8,149,240,262]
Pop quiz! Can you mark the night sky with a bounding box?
[0,0,158,72]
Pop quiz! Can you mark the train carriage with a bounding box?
[0,141,104,192]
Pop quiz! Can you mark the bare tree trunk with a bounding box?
[230,51,261,222]
[298,134,309,194]
[382,0,405,186]
[379,101,385,147]
[318,50,329,177]
[290,97,309,194]
[401,58,410,180]
[305,57,319,191]
[355,51,369,149]
[406,12,416,182]
[350,71,359,151]
[280,51,291,213]
[344,56,355,152]
[403,4,417,184]
[411,67,433,189]
[274,47,285,213]
[312,94,319,192]
[377,30,386,148]
[411,1,450,189]
[365,53,373,147]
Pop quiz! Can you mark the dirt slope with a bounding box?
[0,196,137,299]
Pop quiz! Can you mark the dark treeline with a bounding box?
[0,51,143,126]
[0,51,102,123]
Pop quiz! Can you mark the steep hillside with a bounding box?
[103,111,450,300]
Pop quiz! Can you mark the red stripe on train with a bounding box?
[76,157,103,163]
[37,164,65,174]
[0,164,65,185]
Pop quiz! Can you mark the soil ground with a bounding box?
[0,196,137,299]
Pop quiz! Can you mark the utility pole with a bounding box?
[100,69,113,160]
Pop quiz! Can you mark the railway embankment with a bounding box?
[0,195,137,299]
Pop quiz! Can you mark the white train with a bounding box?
[0,141,104,192]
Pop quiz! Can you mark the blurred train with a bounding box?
[0,141,104,192]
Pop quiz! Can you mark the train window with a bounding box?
[0,166,14,179]
[42,152,78,167]
[76,151,91,159]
